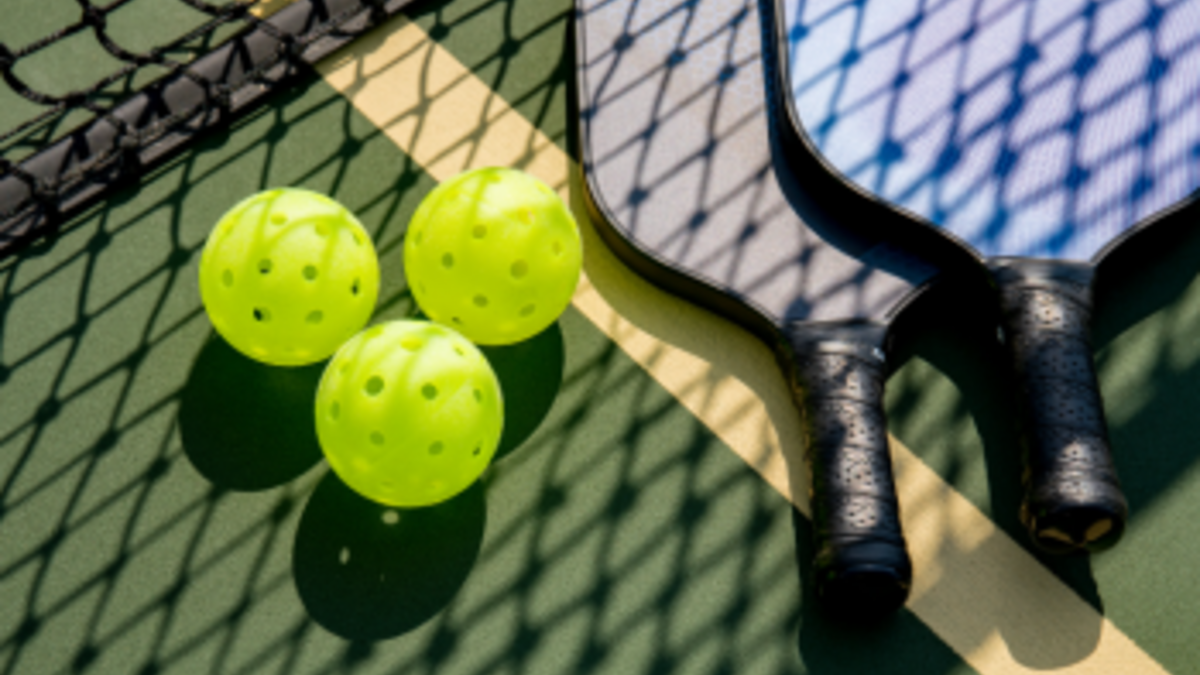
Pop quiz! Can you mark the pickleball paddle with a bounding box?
[576,0,964,617]
[775,0,1200,553]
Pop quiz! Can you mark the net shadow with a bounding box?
[783,0,1200,261]
[0,0,827,673]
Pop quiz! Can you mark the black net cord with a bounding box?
[0,0,408,258]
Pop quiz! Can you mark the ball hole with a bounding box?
[452,316,463,325]
[339,361,350,375]
[520,304,536,317]
[270,213,287,226]
[222,270,234,287]
[306,310,324,325]
[365,376,385,396]
[370,431,385,446]
[258,259,273,274]
[511,260,528,278]
[473,295,489,308]
[453,345,465,357]
[253,307,271,322]
[351,279,361,296]
[330,401,341,420]
[303,265,319,281]
[414,230,424,245]
[353,232,363,247]
[473,388,482,403]
[473,445,482,456]
[428,441,444,456]
[473,224,487,239]
[552,241,563,256]
[401,337,423,351]
[442,253,455,268]
[422,383,438,400]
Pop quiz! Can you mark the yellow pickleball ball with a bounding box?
[199,188,380,366]
[315,320,504,507]
[404,167,582,345]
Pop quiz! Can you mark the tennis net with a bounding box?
[0,0,417,257]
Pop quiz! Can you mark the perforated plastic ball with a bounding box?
[199,188,380,366]
[404,167,582,345]
[315,320,504,507]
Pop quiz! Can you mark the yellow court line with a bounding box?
[250,0,295,17]
[315,14,1169,675]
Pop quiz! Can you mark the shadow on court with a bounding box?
[176,320,561,487]
[178,336,326,491]
[0,0,823,671]
[293,475,486,640]
[1,0,1199,674]
[1092,200,1200,517]
[174,320,560,641]
[885,195,1200,671]
[0,0,595,668]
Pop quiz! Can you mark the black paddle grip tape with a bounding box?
[785,324,911,619]
[991,260,1128,554]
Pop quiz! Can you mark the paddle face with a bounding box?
[782,0,1200,261]
[578,0,946,617]
[577,0,937,331]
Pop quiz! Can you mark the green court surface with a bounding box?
[2,1,1200,674]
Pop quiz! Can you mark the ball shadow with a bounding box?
[178,334,325,490]
[479,322,565,459]
[292,471,486,640]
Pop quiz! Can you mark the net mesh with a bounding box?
[0,0,412,255]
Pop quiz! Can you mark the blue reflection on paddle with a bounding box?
[785,0,1200,260]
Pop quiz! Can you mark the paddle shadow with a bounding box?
[887,274,1107,668]
[1093,199,1200,516]
[790,512,968,675]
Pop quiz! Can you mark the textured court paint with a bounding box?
[316,15,1170,674]
[0,54,826,675]
[783,0,1200,261]
[2,0,1196,672]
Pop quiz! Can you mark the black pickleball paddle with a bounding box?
[776,0,1200,553]
[576,0,964,617]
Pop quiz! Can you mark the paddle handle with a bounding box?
[786,324,911,619]
[991,260,1128,554]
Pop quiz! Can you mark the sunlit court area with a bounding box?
[1,0,1200,674]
